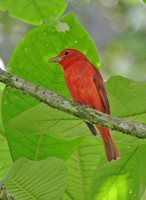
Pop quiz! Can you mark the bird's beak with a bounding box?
[49,56,63,63]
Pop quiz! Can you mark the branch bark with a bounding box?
[0,183,16,200]
[0,69,146,138]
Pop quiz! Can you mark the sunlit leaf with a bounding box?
[0,0,67,25]
[92,174,129,200]
[91,142,146,200]
[3,157,68,200]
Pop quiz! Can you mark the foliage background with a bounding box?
[0,0,146,81]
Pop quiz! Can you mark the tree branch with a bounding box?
[0,69,146,138]
[0,183,16,200]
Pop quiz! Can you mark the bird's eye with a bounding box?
[64,51,70,55]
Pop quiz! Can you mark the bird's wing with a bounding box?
[93,67,110,114]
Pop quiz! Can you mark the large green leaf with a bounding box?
[0,134,12,180]
[6,104,84,160]
[62,136,146,200]
[2,13,99,160]
[91,142,146,200]
[107,76,146,119]
[89,76,146,200]
[0,0,67,25]
[3,157,68,200]
[6,103,89,138]
[62,136,103,200]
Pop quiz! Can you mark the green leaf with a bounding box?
[107,76,146,119]
[0,134,12,180]
[89,76,146,200]
[4,104,85,161]
[92,174,129,200]
[141,190,146,200]
[91,143,146,200]
[0,84,12,180]
[0,0,67,25]
[143,0,146,3]
[6,103,89,138]
[0,83,5,135]
[2,13,99,160]
[3,157,68,200]
[62,136,102,200]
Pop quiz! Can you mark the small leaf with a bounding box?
[0,0,67,25]
[3,157,68,200]
[56,21,70,32]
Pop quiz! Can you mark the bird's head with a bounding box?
[49,49,86,70]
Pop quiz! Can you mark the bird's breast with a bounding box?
[64,63,101,108]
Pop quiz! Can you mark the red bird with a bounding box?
[49,49,119,161]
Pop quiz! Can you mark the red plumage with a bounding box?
[50,49,120,161]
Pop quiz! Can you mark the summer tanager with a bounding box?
[49,49,119,161]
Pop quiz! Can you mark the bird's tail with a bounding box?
[96,126,120,161]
